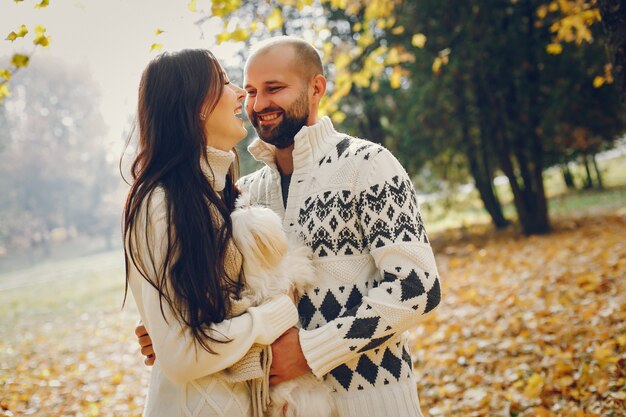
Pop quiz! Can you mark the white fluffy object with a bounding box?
[231,195,336,417]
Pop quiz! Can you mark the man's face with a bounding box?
[244,47,311,149]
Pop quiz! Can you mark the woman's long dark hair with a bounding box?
[122,49,241,353]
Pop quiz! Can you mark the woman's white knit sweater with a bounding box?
[239,117,441,417]
[127,146,299,417]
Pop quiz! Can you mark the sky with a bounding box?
[0,0,245,154]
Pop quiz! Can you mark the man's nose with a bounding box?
[252,93,270,113]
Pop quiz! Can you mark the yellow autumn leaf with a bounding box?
[6,32,18,41]
[537,5,548,19]
[593,344,618,366]
[548,1,558,12]
[334,52,351,71]
[332,110,346,124]
[266,8,284,32]
[155,28,165,35]
[617,333,626,348]
[33,24,49,47]
[111,373,123,385]
[546,43,563,54]
[412,33,427,48]
[150,43,163,52]
[352,70,370,88]
[188,0,197,12]
[0,83,10,101]
[391,26,405,35]
[0,69,11,81]
[432,57,442,74]
[523,373,544,398]
[389,67,402,89]
[230,28,249,42]
[10,53,29,68]
[593,76,605,88]
[357,31,375,49]
[34,0,49,9]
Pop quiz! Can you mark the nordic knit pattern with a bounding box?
[239,117,441,417]
[127,147,299,417]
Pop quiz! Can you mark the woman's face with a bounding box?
[202,73,247,151]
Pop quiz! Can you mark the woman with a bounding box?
[123,49,298,417]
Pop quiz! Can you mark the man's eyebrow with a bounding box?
[245,80,286,90]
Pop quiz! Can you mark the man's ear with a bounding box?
[312,74,327,100]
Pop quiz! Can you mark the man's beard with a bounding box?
[250,90,309,149]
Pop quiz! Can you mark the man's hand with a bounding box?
[135,322,155,366]
[269,327,310,385]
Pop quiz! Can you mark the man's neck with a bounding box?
[275,144,294,175]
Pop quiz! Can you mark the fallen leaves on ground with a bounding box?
[413,214,626,416]
[0,310,147,417]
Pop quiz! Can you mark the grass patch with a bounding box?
[0,250,127,326]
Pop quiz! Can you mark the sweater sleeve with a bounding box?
[130,189,299,384]
[298,148,442,378]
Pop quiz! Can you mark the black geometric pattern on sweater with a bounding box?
[297,191,367,257]
[365,184,386,215]
[400,270,426,301]
[357,333,394,353]
[387,175,409,207]
[355,355,378,385]
[358,177,429,245]
[311,227,333,256]
[381,347,403,380]
[395,213,418,242]
[330,364,354,391]
[336,137,351,158]
[402,347,412,368]
[337,192,353,222]
[317,140,381,167]
[383,271,399,282]
[337,227,363,255]
[297,293,316,328]
[320,290,342,322]
[368,219,393,248]
[345,317,379,339]
[345,286,363,312]
[424,278,441,314]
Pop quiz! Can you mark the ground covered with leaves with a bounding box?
[1,212,625,416]
[414,212,626,416]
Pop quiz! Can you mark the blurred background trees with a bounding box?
[0,58,120,264]
[1,0,624,267]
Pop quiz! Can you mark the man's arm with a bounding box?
[294,148,441,379]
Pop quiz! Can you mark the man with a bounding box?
[137,36,441,417]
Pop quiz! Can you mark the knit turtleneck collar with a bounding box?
[247,116,343,171]
[201,146,235,192]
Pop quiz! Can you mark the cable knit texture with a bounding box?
[239,117,441,417]
[127,146,299,417]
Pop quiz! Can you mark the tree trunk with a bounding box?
[592,153,604,189]
[582,153,594,189]
[597,0,626,109]
[358,89,385,145]
[561,164,576,189]
[463,71,510,229]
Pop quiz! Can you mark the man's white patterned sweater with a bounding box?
[239,117,441,416]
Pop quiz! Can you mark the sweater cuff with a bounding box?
[255,294,299,344]
[299,324,354,378]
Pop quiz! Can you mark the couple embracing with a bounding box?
[123,36,442,417]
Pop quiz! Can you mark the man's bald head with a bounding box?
[246,36,324,82]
